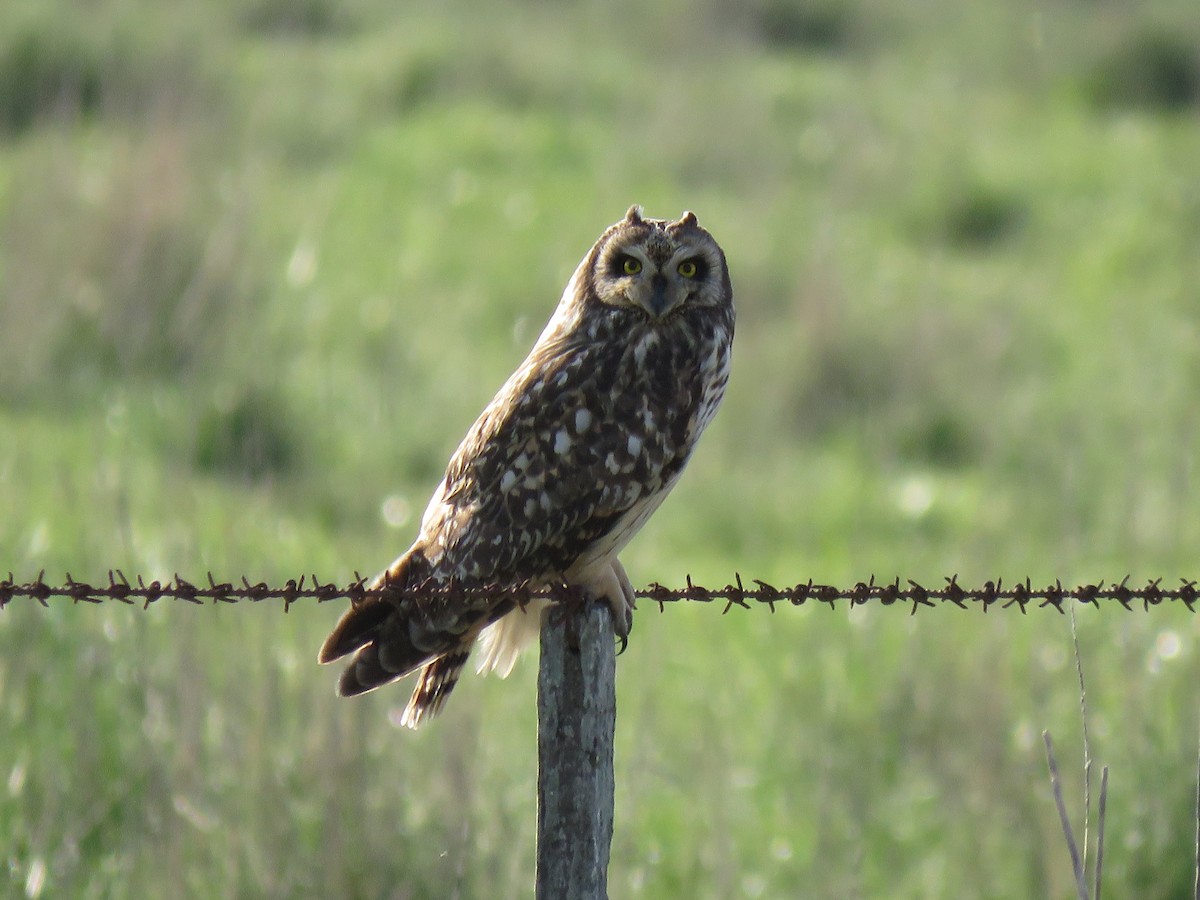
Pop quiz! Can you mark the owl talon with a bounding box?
[607,558,636,645]
[610,604,631,654]
[607,597,634,642]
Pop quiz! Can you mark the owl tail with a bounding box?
[317,549,445,699]
[317,550,484,727]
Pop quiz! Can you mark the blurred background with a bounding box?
[1,0,1199,896]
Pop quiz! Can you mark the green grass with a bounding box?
[2,0,1200,896]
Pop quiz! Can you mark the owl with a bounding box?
[318,205,734,727]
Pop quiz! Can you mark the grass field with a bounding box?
[2,0,1199,896]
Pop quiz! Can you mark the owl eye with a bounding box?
[677,260,699,278]
[622,256,642,276]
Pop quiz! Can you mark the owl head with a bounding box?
[582,205,732,321]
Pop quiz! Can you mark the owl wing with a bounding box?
[321,208,733,720]
[431,332,698,583]
[319,326,706,702]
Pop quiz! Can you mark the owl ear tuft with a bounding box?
[624,205,644,224]
[677,211,698,228]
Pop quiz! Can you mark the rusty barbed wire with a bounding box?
[0,570,1197,615]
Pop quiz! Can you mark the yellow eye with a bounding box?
[622,257,642,275]
[678,260,698,278]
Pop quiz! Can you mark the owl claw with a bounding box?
[571,560,635,651]
[610,603,632,655]
[607,558,636,646]
[607,595,634,644]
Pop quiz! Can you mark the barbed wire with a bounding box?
[0,570,1197,615]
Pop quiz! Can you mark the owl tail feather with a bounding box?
[317,599,393,665]
[318,548,450,697]
[324,605,458,699]
[396,647,472,729]
[318,549,423,665]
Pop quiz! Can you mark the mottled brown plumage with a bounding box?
[318,206,734,727]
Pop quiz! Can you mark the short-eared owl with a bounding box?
[319,206,734,727]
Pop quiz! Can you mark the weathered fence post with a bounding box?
[536,601,616,899]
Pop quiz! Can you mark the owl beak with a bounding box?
[642,274,676,319]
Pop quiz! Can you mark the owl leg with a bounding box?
[568,558,635,644]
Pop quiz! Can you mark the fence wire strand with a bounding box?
[1,571,1197,615]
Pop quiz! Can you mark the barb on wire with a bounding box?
[2,570,1200,614]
